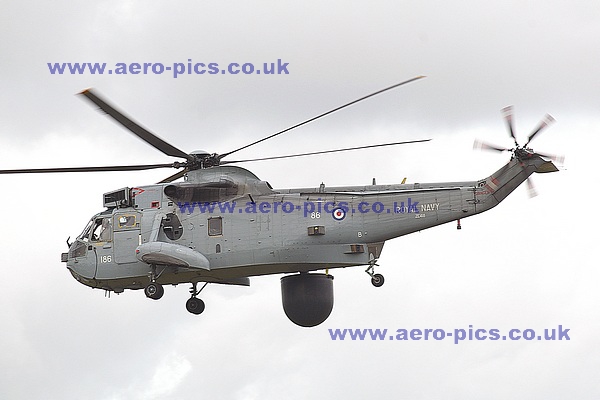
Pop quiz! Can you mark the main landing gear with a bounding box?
[145,266,165,300]
[144,282,164,300]
[144,279,208,315]
[186,282,207,315]
[365,261,385,287]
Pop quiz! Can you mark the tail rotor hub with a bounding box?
[474,106,563,164]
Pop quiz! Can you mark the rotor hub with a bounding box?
[189,151,220,169]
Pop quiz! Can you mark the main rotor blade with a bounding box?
[218,76,426,160]
[501,106,519,147]
[158,168,189,183]
[80,89,193,162]
[0,163,180,174]
[525,114,555,147]
[221,139,431,164]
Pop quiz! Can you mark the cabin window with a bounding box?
[162,213,183,240]
[216,244,221,253]
[117,214,137,229]
[208,217,223,236]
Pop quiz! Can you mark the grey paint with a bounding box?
[64,151,556,292]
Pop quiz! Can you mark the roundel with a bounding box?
[332,207,346,221]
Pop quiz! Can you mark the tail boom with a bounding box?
[475,153,558,212]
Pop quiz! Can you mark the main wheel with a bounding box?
[144,283,164,300]
[186,297,205,315]
[371,273,385,287]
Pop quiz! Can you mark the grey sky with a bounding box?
[1,1,598,399]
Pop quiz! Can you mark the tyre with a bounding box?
[186,297,205,315]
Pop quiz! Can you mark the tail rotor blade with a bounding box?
[501,106,519,147]
[535,150,564,164]
[526,177,538,198]
[473,139,509,153]
[525,114,555,147]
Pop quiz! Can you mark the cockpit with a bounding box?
[77,214,112,243]
[65,213,113,260]
[78,215,113,243]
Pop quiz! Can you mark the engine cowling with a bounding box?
[281,273,334,327]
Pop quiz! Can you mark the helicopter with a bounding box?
[0,76,561,327]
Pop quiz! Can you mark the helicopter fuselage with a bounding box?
[64,154,557,294]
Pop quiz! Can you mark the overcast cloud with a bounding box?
[1,1,599,399]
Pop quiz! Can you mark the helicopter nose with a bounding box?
[62,241,98,282]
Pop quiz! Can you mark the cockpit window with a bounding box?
[77,215,113,243]
[91,217,112,242]
[78,219,96,242]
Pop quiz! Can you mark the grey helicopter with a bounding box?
[0,76,561,327]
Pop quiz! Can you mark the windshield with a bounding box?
[76,214,112,242]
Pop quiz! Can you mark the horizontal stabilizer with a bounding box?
[136,242,210,270]
[535,160,559,173]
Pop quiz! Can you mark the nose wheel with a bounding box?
[186,282,208,315]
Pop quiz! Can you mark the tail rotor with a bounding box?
[475,106,563,197]
[476,106,563,160]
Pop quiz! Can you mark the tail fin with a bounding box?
[477,154,557,209]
